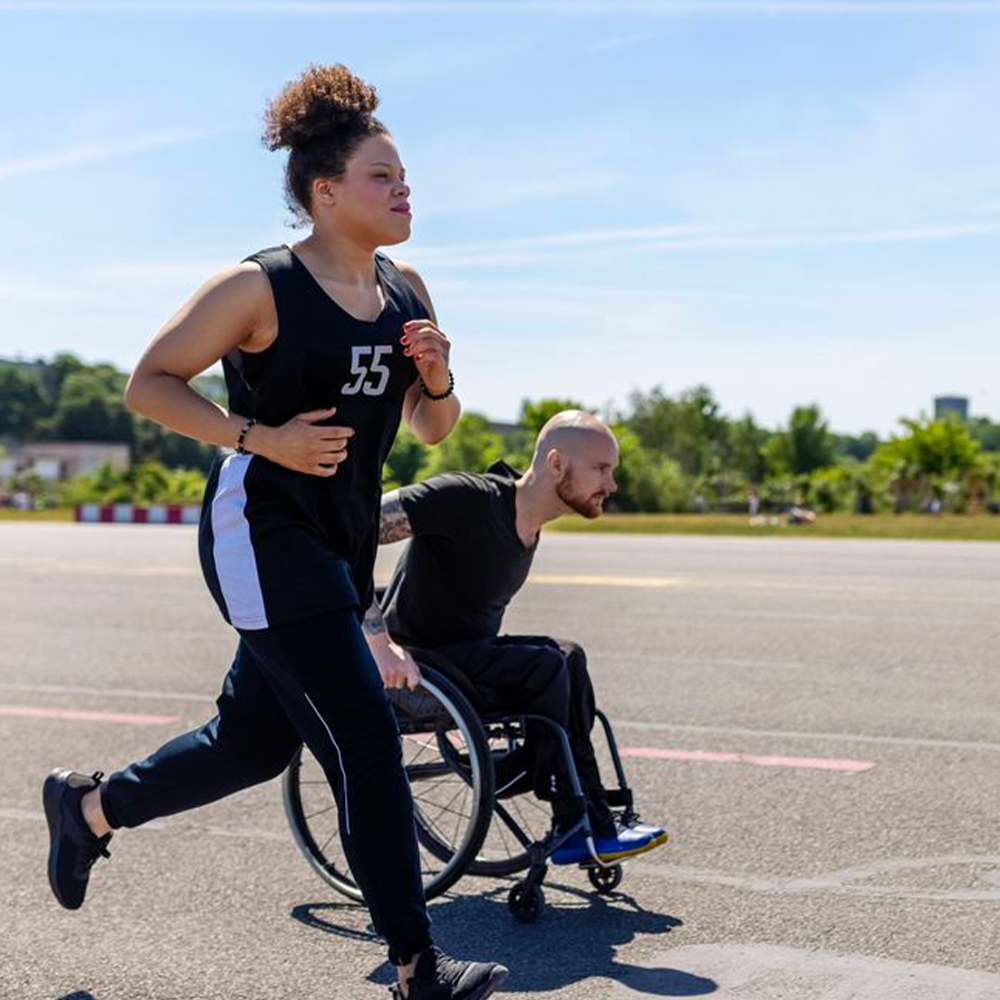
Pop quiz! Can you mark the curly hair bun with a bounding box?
[263,64,380,152]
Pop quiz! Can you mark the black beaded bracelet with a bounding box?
[235,417,257,455]
[420,369,455,401]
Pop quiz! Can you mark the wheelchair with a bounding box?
[283,646,641,922]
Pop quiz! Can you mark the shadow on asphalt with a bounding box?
[292,880,717,996]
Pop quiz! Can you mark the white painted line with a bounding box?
[0,808,288,844]
[530,573,684,588]
[616,719,1000,753]
[632,855,1000,903]
[622,745,875,772]
[0,556,200,576]
[1,682,995,754]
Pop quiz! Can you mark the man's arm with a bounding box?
[379,489,413,544]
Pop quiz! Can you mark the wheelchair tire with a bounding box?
[587,863,623,894]
[283,664,494,902]
[508,881,545,923]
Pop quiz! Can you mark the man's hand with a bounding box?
[367,634,423,690]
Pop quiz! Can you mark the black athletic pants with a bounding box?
[100,610,432,966]
[432,635,614,836]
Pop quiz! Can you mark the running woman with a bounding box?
[42,64,507,1000]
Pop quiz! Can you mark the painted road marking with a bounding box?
[0,556,199,577]
[0,681,216,703]
[3,682,996,755]
[0,808,286,842]
[0,705,180,725]
[608,944,1000,998]
[621,746,875,772]
[530,573,683,588]
[5,553,1000,608]
[632,855,1000,903]
[616,719,1000,753]
[2,800,997,904]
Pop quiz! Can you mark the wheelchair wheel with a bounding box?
[587,863,623,894]
[283,665,494,901]
[508,880,545,923]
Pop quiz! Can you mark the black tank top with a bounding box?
[197,245,426,630]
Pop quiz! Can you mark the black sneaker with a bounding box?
[390,946,508,999]
[43,768,112,910]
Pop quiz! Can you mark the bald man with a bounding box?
[364,412,667,864]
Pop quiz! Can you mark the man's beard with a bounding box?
[556,471,606,519]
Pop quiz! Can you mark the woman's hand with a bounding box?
[367,634,423,690]
[247,407,354,477]
[401,319,450,394]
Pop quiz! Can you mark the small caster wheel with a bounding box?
[588,863,623,894]
[508,881,545,923]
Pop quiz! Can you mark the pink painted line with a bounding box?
[0,705,180,726]
[622,746,875,773]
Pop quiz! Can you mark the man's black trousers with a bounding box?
[431,635,614,835]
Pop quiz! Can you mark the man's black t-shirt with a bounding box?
[381,462,537,646]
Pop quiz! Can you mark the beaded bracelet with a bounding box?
[235,417,257,455]
[420,370,455,401]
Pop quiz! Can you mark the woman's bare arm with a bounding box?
[124,263,273,450]
[125,263,353,476]
[395,262,460,445]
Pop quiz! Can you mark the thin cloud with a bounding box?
[404,219,1000,267]
[71,220,1000,285]
[1,1,998,14]
[410,224,715,257]
[0,127,232,182]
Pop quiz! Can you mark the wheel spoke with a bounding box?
[304,804,338,822]
[493,802,533,849]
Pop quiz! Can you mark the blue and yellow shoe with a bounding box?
[550,822,668,865]
[625,817,670,845]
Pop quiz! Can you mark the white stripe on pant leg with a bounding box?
[303,691,351,836]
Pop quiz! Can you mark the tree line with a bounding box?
[2,354,998,513]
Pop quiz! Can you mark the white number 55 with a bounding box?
[341,345,392,397]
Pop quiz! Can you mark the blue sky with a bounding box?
[1,1,998,435]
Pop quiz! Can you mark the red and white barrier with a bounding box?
[75,503,201,524]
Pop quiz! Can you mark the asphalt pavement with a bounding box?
[1,523,998,1000]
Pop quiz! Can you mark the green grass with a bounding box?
[548,512,1000,541]
[4,506,1000,540]
[0,507,76,522]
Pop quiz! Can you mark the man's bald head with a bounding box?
[531,410,619,519]
[531,410,617,470]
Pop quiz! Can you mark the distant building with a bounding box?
[0,441,130,481]
[934,395,969,422]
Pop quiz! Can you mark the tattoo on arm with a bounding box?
[379,494,413,544]
[362,599,388,638]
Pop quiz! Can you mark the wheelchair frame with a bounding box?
[283,652,640,922]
